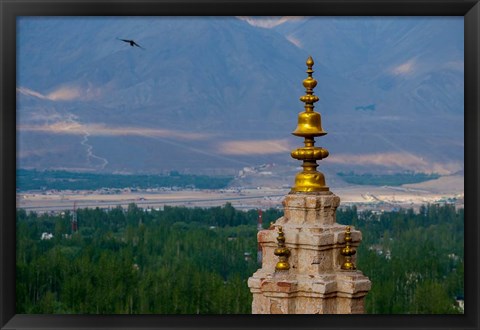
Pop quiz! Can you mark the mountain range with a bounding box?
[17,16,464,177]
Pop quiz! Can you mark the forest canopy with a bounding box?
[16,203,463,314]
[16,169,233,191]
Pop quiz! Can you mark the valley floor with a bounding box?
[17,174,464,213]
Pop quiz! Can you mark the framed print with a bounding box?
[1,0,479,329]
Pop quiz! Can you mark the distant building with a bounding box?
[455,296,464,312]
[40,232,53,240]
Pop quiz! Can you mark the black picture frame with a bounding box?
[1,0,479,329]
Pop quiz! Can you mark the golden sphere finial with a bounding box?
[303,55,317,94]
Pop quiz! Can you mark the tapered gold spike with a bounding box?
[274,226,291,271]
[341,226,357,270]
[291,56,329,193]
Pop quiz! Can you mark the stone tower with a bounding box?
[247,57,371,314]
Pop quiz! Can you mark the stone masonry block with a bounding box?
[283,193,340,226]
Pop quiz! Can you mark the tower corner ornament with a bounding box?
[274,226,291,271]
[341,226,357,270]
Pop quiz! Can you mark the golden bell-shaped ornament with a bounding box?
[292,111,327,137]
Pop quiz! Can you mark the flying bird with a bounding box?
[117,38,145,50]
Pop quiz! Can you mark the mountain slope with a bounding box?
[17,16,464,175]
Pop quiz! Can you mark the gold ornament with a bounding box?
[291,56,329,193]
[274,226,291,271]
[341,226,357,270]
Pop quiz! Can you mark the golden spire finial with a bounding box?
[300,56,319,110]
[291,56,329,192]
[274,226,291,271]
[341,226,357,270]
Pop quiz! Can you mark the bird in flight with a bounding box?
[117,38,145,50]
